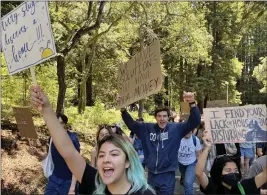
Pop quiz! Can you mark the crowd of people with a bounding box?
[30,86,267,195]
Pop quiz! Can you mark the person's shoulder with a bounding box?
[200,176,216,194]
[240,177,261,194]
[132,188,155,195]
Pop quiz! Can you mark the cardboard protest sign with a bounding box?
[117,39,162,108]
[13,107,37,139]
[204,104,267,143]
[1,1,57,75]
[180,102,190,114]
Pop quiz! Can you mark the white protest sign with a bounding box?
[117,39,162,108]
[1,1,57,75]
[204,104,267,143]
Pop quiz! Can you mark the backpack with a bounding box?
[42,137,54,178]
[192,134,197,147]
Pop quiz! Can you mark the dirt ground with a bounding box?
[1,120,94,195]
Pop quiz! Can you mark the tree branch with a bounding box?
[61,1,106,56]
[57,20,71,32]
[85,2,135,47]
[87,1,93,20]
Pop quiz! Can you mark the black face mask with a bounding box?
[222,173,241,186]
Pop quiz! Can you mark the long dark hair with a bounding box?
[111,124,124,136]
[210,155,241,185]
[96,124,112,144]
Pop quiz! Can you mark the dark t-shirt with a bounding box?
[49,131,80,180]
[256,143,267,156]
[79,163,155,195]
[200,177,260,195]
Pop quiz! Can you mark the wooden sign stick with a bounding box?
[30,67,37,86]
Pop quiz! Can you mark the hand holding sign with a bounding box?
[183,91,195,103]
[116,94,126,111]
[30,85,50,112]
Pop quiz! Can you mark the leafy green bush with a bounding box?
[65,101,156,136]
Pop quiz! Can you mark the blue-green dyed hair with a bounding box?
[93,134,155,195]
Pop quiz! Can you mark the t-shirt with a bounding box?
[200,177,260,195]
[49,131,80,180]
[79,163,155,195]
[178,135,201,165]
[248,155,267,189]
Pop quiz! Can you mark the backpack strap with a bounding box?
[237,182,245,195]
[192,135,197,147]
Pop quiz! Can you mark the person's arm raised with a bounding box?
[117,96,143,138]
[180,92,201,137]
[254,161,267,189]
[30,86,86,183]
[195,130,212,190]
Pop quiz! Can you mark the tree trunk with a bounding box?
[164,66,169,107]
[179,56,184,102]
[138,100,144,118]
[78,52,86,114]
[56,56,67,114]
[196,63,204,113]
[23,75,27,106]
[86,56,94,106]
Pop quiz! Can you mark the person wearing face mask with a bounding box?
[195,130,267,195]
[117,92,201,195]
[30,86,155,195]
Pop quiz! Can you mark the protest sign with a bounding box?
[1,1,57,75]
[180,102,190,114]
[117,39,162,108]
[13,107,37,139]
[204,104,267,143]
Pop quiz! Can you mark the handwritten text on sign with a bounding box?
[1,1,57,75]
[13,107,37,139]
[117,39,162,108]
[204,105,267,143]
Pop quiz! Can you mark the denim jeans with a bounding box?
[148,171,176,195]
[45,174,78,195]
[178,161,197,195]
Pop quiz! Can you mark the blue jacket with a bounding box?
[121,107,201,174]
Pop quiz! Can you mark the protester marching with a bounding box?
[1,1,267,195]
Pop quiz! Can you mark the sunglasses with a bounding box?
[111,125,116,128]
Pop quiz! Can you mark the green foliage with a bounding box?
[64,101,155,135]
[2,1,267,121]
[253,57,267,93]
